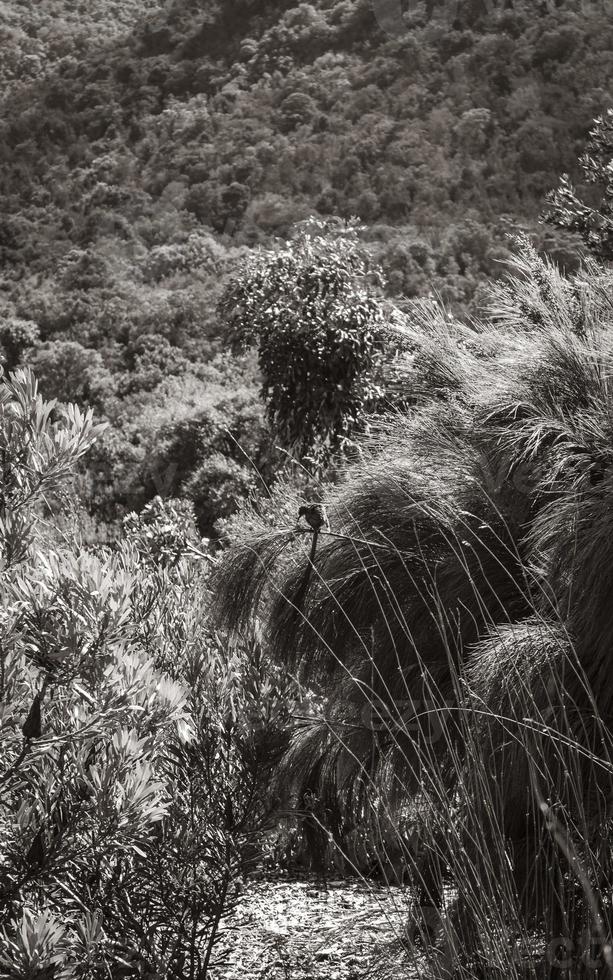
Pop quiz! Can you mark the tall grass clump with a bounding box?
[214,244,613,977]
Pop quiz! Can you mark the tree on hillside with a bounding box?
[217,218,389,465]
[544,108,613,260]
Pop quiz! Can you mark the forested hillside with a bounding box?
[6,4,613,975]
[1,0,612,535]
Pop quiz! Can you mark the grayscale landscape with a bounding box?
[1,1,613,977]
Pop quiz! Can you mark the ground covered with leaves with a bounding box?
[211,874,421,980]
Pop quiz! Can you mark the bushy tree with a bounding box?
[28,339,113,406]
[0,317,40,372]
[545,108,613,260]
[217,219,389,464]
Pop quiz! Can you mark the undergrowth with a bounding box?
[214,244,613,979]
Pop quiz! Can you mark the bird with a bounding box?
[292,504,330,614]
[298,503,329,533]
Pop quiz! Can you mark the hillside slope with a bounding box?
[0,0,611,533]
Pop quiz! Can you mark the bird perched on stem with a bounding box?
[298,504,329,533]
[292,504,330,614]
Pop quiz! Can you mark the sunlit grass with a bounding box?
[213,247,613,978]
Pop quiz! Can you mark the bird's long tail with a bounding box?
[290,530,319,616]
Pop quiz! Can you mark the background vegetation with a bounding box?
[2,0,612,537]
[3,0,613,976]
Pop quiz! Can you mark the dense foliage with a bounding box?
[0,372,300,978]
[4,2,613,974]
[1,0,612,536]
[546,107,613,259]
[219,219,390,462]
[215,244,613,975]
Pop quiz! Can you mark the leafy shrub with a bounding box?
[218,218,389,464]
[0,372,299,978]
[119,333,189,395]
[0,317,40,371]
[545,108,613,260]
[28,339,114,406]
[182,453,257,534]
[141,232,225,283]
